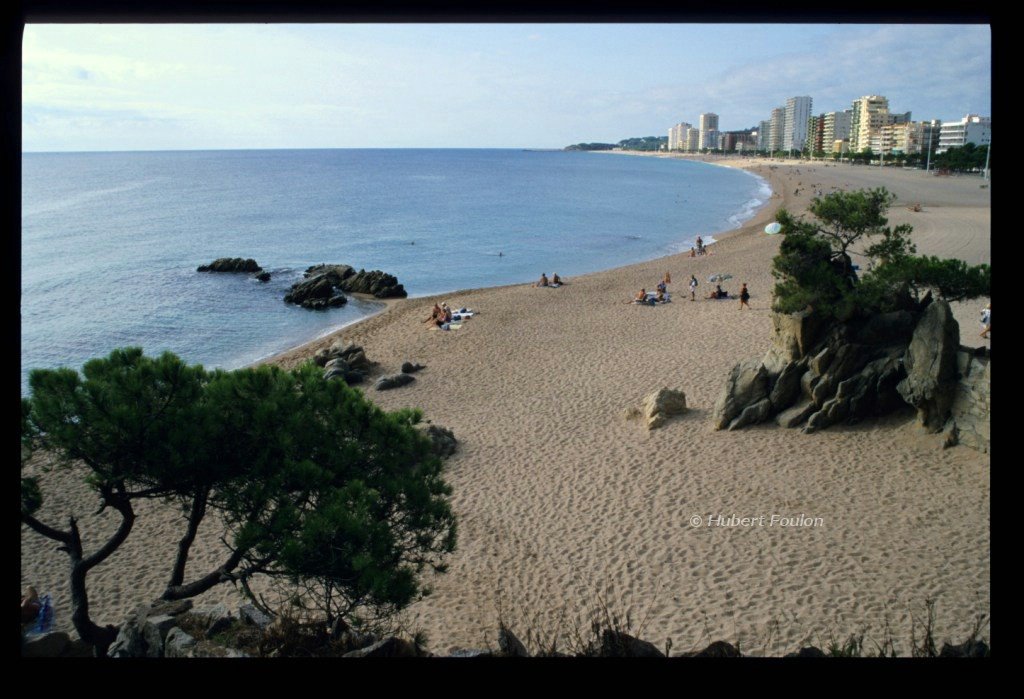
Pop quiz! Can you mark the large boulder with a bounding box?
[944,349,990,453]
[768,358,807,411]
[855,310,916,347]
[375,374,415,391]
[164,627,197,658]
[713,359,770,430]
[762,309,824,375]
[897,300,960,432]
[729,397,772,430]
[284,273,348,310]
[642,387,688,430]
[302,264,408,299]
[197,257,262,273]
[417,423,458,458]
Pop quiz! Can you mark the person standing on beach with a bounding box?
[739,283,751,309]
[664,271,671,285]
[980,303,990,338]
[689,274,698,301]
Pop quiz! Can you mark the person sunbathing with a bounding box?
[634,288,647,303]
[706,284,727,300]
[424,303,443,324]
[655,288,666,303]
[551,273,562,285]
[537,273,549,287]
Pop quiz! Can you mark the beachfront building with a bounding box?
[702,129,720,151]
[720,130,756,152]
[849,95,890,152]
[699,113,719,150]
[768,106,786,152]
[668,122,692,151]
[937,114,991,153]
[783,96,813,152]
[757,120,771,150]
[823,109,853,152]
[685,127,701,152]
[806,114,826,154]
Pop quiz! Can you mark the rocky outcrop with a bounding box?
[711,300,988,451]
[417,423,458,458]
[284,273,348,310]
[642,388,688,430]
[318,341,374,385]
[197,257,262,273]
[375,374,415,391]
[300,264,408,300]
[712,359,769,430]
[401,361,425,374]
[943,348,990,453]
[896,301,960,432]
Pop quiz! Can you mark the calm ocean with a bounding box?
[21,149,769,393]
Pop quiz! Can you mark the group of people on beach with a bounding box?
[688,235,714,258]
[631,272,673,305]
[425,302,454,328]
[536,272,563,287]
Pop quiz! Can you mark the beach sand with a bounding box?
[21,156,990,655]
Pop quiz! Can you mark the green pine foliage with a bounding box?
[772,187,990,321]
[22,349,457,649]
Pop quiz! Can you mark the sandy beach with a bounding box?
[21,155,990,655]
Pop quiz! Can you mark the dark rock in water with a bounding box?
[599,630,665,658]
[375,374,415,391]
[302,263,408,299]
[197,257,262,273]
[285,273,348,309]
[401,361,425,374]
[255,271,271,282]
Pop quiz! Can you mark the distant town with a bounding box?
[567,94,991,170]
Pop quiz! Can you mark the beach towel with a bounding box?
[451,312,474,321]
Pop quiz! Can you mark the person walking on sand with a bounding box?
[689,274,698,301]
[739,283,751,309]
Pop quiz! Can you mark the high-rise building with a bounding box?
[758,120,771,151]
[769,107,786,152]
[668,122,692,151]
[699,113,719,150]
[823,110,853,151]
[937,114,991,153]
[783,96,813,152]
[685,127,701,152]
[850,95,890,152]
[806,114,826,154]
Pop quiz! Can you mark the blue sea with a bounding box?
[21,149,769,394]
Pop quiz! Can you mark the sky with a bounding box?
[21,23,991,152]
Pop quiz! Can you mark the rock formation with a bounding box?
[712,298,990,451]
[197,257,263,274]
[317,340,374,385]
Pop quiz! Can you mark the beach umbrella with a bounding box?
[708,273,733,283]
[764,221,782,235]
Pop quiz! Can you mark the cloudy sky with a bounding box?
[22,23,991,151]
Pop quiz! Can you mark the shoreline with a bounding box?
[23,153,990,654]
[260,157,786,370]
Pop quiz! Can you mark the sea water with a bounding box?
[21,149,769,393]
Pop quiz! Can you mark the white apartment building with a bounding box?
[823,110,853,151]
[698,113,719,150]
[850,95,890,152]
[685,127,701,152]
[768,107,786,152]
[783,96,812,152]
[937,114,991,153]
